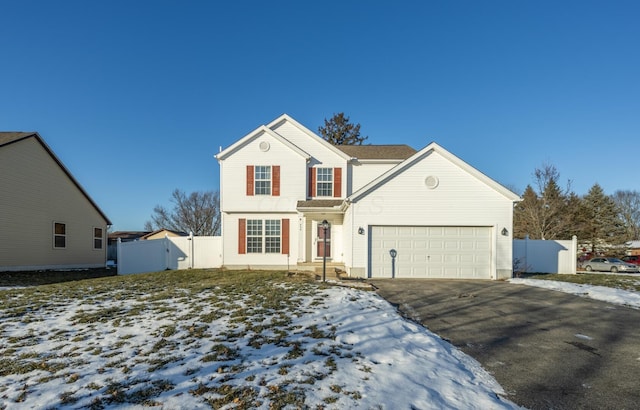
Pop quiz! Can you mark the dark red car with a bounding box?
[621,255,640,266]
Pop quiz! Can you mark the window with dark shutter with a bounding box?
[309,168,316,197]
[272,166,280,196]
[333,168,342,197]
[246,166,254,196]
[238,219,246,254]
[282,219,290,255]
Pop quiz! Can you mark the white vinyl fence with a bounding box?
[117,234,222,275]
[513,236,578,274]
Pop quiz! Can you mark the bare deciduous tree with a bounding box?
[145,189,220,236]
[513,163,574,239]
[612,190,640,241]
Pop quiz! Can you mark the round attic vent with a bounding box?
[425,175,439,189]
[259,141,270,152]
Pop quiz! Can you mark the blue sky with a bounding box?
[2,1,638,231]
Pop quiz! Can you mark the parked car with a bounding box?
[583,257,640,273]
[621,255,640,266]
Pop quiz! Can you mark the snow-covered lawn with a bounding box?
[0,271,522,409]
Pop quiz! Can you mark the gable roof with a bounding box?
[140,229,189,239]
[216,123,310,161]
[266,114,352,161]
[0,132,112,225]
[347,142,521,203]
[335,144,417,160]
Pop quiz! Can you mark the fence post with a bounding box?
[165,234,170,270]
[117,238,122,275]
[524,234,529,273]
[571,235,578,274]
[190,231,194,269]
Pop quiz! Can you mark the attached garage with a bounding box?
[369,226,492,279]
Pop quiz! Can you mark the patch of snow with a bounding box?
[0,285,523,409]
[509,278,640,309]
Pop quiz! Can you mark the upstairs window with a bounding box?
[316,168,333,197]
[54,222,66,249]
[254,166,271,195]
[309,167,342,198]
[246,165,280,196]
[93,227,103,250]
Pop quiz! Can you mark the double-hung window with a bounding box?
[246,219,263,253]
[247,165,280,196]
[243,219,282,254]
[264,220,281,253]
[93,227,103,250]
[254,166,271,195]
[54,222,66,249]
[316,168,333,197]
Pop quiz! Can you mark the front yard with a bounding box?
[0,269,518,409]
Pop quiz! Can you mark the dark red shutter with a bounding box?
[246,166,254,196]
[309,168,316,197]
[333,168,342,198]
[272,166,280,196]
[282,218,290,255]
[238,219,246,254]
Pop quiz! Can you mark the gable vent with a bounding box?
[259,141,270,152]
[425,175,439,189]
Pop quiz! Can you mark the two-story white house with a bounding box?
[216,114,520,280]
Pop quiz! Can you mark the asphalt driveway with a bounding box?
[369,279,640,410]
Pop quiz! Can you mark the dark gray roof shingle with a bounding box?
[335,144,416,160]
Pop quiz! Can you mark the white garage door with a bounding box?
[369,226,492,279]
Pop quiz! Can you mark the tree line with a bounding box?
[513,164,640,255]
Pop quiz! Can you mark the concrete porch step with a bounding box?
[292,262,347,280]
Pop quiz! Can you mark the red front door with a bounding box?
[317,224,331,258]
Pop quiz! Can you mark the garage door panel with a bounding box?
[370,225,492,279]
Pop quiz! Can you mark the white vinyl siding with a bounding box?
[222,213,296,267]
[347,150,514,279]
[219,133,307,213]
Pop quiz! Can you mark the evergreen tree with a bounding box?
[580,184,626,254]
[318,113,368,145]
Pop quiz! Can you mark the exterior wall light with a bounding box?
[501,227,509,236]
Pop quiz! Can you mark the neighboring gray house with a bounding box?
[0,132,111,271]
[216,114,521,279]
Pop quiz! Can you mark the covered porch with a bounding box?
[295,200,346,271]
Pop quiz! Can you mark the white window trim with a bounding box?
[53,221,66,249]
[316,167,333,197]
[246,219,281,253]
[254,165,272,196]
[93,227,104,250]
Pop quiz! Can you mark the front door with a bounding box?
[316,223,331,259]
